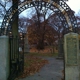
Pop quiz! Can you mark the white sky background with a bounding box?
[0,0,80,27]
[0,0,80,18]
[66,0,80,14]
[20,0,80,17]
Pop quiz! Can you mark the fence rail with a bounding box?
[8,35,24,80]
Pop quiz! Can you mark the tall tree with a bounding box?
[27,13,59,48]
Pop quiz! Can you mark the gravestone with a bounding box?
[64,32,79,80]
[24,36,30,53]
[58,39,64,58]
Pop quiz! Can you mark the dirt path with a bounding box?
[19,57,64,80]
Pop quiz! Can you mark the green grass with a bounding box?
[24,52,58,57]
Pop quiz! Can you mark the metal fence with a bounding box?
[8,35,24,80]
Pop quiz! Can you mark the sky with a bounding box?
[0,0,80,18]
[0,0,80,27]
[66,0,80,14]
[19,0,80,18]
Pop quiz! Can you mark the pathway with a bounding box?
[19,57,64,80]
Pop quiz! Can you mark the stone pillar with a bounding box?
[0,36,9,80]
[64,32,79,80]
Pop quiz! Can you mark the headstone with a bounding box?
[0,36,9,80]
[64,32,79,80]
[58,39,64,58]
[24,36,30,53]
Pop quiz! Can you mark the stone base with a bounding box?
[24,50,29,53]
[24,46,30,53]
[65,66,79,80]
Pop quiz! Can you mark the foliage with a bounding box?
[76,15,80,33]
[27,13,64,50]
[18,3,65,50]
[15,54,49,79]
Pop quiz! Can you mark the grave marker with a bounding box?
[24,36,30,53]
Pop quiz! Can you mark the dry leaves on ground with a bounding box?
[17,55,49,79]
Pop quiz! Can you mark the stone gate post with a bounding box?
[64,32,79,80]
[0,36,9,80]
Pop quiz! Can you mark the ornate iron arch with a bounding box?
[0,0,78,35]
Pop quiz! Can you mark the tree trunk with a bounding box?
[12,0,18,36]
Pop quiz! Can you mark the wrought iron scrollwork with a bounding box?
[0,0,78,35]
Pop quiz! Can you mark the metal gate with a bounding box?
[8,35,24,80]
[0,0,78,80]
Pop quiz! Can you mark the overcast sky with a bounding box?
[0,0,80,18]
[66,0,80,14]
[20,0,80,17]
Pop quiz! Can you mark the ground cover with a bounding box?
[25,52,58,57]
[15,53,50,80]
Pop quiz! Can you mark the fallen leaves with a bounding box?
[17,55,49,79]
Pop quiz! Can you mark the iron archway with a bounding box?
[0,0,78,35]
[0,0,78,79]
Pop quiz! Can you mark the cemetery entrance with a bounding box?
[0,0,78,80]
